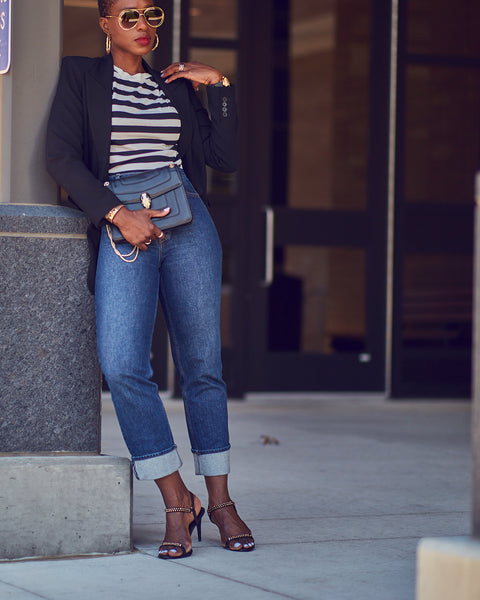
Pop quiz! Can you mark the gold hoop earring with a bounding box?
[152,34,159,52]
[106,34,111,55]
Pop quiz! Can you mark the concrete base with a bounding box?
[416,537,480,600]
[0,455,132,560]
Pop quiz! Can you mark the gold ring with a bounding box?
[178,63,185,72]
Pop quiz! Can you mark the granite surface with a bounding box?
[0,206,101,452]
[0,203,87,234]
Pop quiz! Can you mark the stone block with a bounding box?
[0,204,100,452]
[0,455,132,559]
[416,537,480,600]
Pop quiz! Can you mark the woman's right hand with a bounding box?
[112,206,171,250]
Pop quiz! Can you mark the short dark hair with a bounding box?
[98,0,115,17]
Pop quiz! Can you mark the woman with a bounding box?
[46,0,254,559]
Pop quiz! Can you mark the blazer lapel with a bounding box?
[85,54,114,179]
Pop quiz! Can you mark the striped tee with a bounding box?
[108,66,182,174]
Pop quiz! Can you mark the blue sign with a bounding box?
[0,0,10,75]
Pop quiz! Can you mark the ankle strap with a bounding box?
[165,506,192,514]
[207,500,235,517]
[165,491,195,514]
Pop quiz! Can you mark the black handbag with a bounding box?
[106,165,192,243]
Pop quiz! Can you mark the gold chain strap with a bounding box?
[106,224,139,263]
[207,501,235,517]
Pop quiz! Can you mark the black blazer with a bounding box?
[46,54,237,290]
[47,53,238,226]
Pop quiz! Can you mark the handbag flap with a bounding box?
[109,167,182,205]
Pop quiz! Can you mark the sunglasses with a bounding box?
[105,7,165,30]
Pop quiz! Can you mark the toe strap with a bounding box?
[158,541,188,557]
[225,532,255,548]
[159,541,185,549]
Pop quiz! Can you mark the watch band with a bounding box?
[105,204,124,223]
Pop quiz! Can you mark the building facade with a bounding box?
[63,0,480,398]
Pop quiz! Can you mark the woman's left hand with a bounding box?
[161,61,223,91]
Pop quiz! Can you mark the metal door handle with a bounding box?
[263,206,275,287]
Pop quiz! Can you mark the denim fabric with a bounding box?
[95,170,230,480]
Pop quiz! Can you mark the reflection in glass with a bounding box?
[407,0,480,58]
[405,66,480,205]
[285,0,371,211]
[268,246,366,354]
[206,168,237,196]
[402,254,472,348]
[221,285,233,348]
[63,5,104,57]
[190,0,237,40]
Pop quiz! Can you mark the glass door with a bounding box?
[240,0,390,392]
[63,0,392,396]
[182,0,244,394]
[391,0,480,397]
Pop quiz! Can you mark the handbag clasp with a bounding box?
[140,192,152,209]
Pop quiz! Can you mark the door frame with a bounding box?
[390,0,477,398]
[235,0,391,393]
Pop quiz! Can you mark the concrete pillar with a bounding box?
[0,0,132,559]
[0,204,101,453]
[415,173,480,599]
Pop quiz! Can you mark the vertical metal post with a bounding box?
[384,0,399,398]
[172,0,182,63]
[472,172,480,537]
[168,0,182,395]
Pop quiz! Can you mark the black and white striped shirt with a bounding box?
[108,66,182,174]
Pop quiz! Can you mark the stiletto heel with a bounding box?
[193,506,205,542]
[158,491,204,559]
[207,501,255,552]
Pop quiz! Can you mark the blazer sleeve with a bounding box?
[190,82,238,173]
[46,57,120,228]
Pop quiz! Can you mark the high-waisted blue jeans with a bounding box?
[95,170,230,480]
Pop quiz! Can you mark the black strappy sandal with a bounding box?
[207,501,255,552]
[158,491,205,559]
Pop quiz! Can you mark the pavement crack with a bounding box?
[138,552,300,599]
[258,533,470,545]
[248,510,470,522]
[0,579,52,600]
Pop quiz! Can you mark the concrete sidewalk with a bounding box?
[0,395,471,600]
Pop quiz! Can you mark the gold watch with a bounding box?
[213,75,230,88]
[105,204,124,223]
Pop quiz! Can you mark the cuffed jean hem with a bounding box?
[132,448,183,480]
[193,449,230,476]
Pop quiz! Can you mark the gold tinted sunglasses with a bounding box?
[105,7,165,30]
